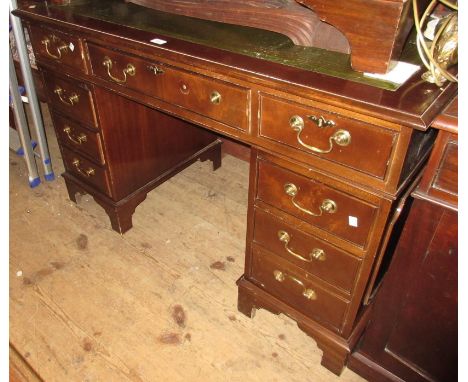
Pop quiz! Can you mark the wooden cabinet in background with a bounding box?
[348,98,458,382]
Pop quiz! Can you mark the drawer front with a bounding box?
[28,25,86,72]
[259,95,397,178]
[432,136,458,197]
[159,64,249,131]
[253,208,361,294]
[416,131,457,209]
[249,246,349,332]
[62,147,111,196]
[88,44,250,130]
[52,113,105,165]
[88,43,165,99]
[256,159,378,248]
[44,74,97,127]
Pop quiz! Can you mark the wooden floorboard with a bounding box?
[9,104,366,382]
[10,344,43,382]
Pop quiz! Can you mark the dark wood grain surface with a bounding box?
[259,94,397,179]
[348,94,457,381]
[416,96,458,209]
[252,207,362,294]
[432,96,458,133]
[296,0,429,73]
[244,150,396,350]
[249,244,351,333]
[61,145,112,196]
[43,74,98,127]
[93,86,220,201]
[28,23,88,73]
[52,112,105,165]
[348,200,458,382]
[255,159,379,248]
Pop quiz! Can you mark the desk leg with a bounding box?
[314,339,348,376]
[237,276,283,318]
[63,175,147,234]
[64,177,87,203]
[199,138,222,171]
[237,276,352,376]
[100,193,148,234]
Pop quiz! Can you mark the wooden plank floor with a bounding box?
[9,105,366,382]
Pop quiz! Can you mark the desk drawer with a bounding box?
[259,95,397,179]
[253,208,361,294]
[249,245,349,332]
[44,74,97,127]
[52,113,105,165]
[88,43,165,99]
[88,44,250,131]
[159,64,249,131]
[256,159,378,248]
[432,138,458,196]
[62,147,110,196]
[28,25,86,73]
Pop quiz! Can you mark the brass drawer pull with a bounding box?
[72,158,95,177]
[102,56,136,84]
[273,270,317,300]
[54,87,79,106]
[277,230,326,262]
[63,126,87,145]
[284,183,337,216]
[289,115,351,154]
[41,36,68,59]
[210,91,222,105]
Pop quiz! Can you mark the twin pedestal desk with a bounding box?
[16,1,456,376]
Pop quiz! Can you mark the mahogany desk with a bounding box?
[14,0,457,375]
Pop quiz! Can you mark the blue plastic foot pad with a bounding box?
[44,172,55,182]
[44,158,51,165]
[16,140,38,156]
[9,86,26,105]
[29,177,41,188]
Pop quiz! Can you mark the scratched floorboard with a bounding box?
[9,105,366,382]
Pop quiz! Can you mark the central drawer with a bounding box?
[256,158,379,248]
[87,44,250,131]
